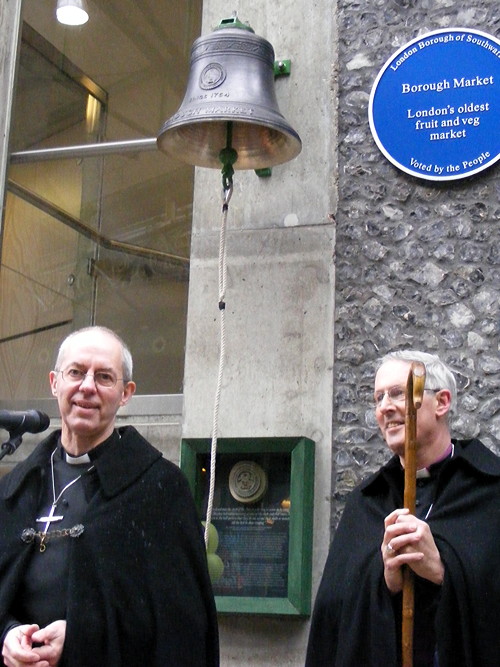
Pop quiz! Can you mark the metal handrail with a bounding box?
[10,137,158,164]
[7,179,189,265]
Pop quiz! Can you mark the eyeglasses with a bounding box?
[374,386,441,408]
[58,368,123,388]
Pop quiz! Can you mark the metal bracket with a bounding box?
[274,59,291,77]
[254,168,272,178]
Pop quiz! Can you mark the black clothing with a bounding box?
[0,426,219,666]
[14,443,94,626]
[305,438,500,667]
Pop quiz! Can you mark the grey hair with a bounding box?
[376,350,457,413]
[54,326,134,382]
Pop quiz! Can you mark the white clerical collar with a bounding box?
[416,443,454,478]
[65,451,91,465]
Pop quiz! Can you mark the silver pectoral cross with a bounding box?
[36,504,64,534]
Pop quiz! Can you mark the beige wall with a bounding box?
[182,1,337,664]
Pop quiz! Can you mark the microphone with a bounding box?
[0,410,51,435]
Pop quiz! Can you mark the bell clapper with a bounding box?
[219,121,238,210]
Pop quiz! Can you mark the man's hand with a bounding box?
[30,621,66,667]
[381,508,445,594]
[2,621,66,667]
[3,624,49,667]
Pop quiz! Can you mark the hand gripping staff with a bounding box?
[402,362,426,667]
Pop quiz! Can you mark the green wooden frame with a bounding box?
[180,436,315,616]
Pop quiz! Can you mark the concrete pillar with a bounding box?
[182,1,337,664]
[0,0,22,238]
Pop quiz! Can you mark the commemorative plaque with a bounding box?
[211,453,290,599]
[180,436,315,615]
[369,28,500,181]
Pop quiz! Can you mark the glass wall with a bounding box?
[0,0,201,399]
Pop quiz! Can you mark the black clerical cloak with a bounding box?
[305,438,500,667]
[0,426,219,666]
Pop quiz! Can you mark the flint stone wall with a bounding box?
[333,0,500,529]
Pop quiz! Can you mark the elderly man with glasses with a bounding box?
[306,349,500,667]
[0,326,219,667]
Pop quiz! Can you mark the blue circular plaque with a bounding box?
[369,28,500,181]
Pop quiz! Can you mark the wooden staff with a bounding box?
[402,361,426,667]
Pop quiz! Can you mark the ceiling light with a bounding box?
[56,0,89,26]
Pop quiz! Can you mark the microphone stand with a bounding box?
[0,432,24,461]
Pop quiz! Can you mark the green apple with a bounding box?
[201,521,219,553]
[207,552,224,583]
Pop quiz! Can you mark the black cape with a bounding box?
[305,438,500,667]
[0,426,219,666]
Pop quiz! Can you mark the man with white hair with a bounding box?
[0,326,219,667]
[306,350,500,667]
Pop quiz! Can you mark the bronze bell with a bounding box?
[157,15,302,170]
